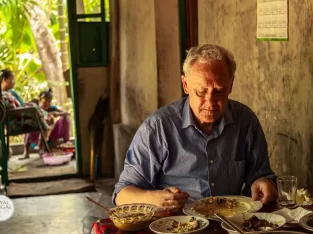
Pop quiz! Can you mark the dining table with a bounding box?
[91,188,313,234]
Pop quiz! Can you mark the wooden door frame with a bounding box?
[179,0,199,97]
[186,0,198,48]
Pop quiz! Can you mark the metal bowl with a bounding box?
[299,213,313,232]
[109,203,158,231]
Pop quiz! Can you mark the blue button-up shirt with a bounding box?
[113,97,275,204]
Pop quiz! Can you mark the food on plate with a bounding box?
[202,197,238,209]
[167,217,200,233]
[242,215,279,231]
[191,197,249,217]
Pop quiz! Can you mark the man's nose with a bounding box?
[204,91,215,103]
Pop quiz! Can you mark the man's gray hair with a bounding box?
[183,44,236,78]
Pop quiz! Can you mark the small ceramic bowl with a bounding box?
[149,215,209,234]
[109,203,158,231]
[221,212,286,234]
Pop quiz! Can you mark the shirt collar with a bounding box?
[181,97,234,131]
[182,97,196,128]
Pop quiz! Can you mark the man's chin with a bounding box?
[201,116,218,123]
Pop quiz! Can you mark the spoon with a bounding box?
[214,213,246,234]
[86,196,118,218]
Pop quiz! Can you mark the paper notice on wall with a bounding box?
[257,0,288,41]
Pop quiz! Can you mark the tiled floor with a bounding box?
[0,179,116,234]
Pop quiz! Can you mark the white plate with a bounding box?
[273,207,313,224]
[183,196,263,221]
[149,215,209,234]
[221,212,286,234]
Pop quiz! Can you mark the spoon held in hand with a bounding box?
[86,196,117,218]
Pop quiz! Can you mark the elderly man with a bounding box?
[113,44,277,212]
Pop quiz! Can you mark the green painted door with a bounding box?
[67,0,109,176]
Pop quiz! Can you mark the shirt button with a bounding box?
[210,160,213,164]
[211,183,215,187]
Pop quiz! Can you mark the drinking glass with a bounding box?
[277,176,298,208]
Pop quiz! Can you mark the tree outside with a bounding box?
[0,0,110,143]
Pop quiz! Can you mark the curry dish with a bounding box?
[191,197,249,217]
[202,197,238,209]
[242,215,278,231]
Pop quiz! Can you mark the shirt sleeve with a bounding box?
[112,122,164,205]
[242,114,276,196]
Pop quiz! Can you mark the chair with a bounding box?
[5,106,50,155]
[0,102,51,187]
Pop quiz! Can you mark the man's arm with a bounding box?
[242,114,277,202]
[113,122,164,204]
[113,122,189,210]
[116,185,188,212]
[115,186,162,206]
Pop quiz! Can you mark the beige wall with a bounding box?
[112,0,182,179]
[199,0,313,187]
[118,0,182,126]
[119,0,158,126]
[155,0,182,107]
[77,67,114,177]
[79,0,183,177]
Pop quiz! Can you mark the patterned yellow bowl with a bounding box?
[110,203,158,231]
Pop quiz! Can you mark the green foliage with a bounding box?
[1,0,109,143]
[0,0,42,102]
[81,0,110,21]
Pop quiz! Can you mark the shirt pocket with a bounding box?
[227,160,246,194]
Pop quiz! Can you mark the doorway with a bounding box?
[0,0,110,197]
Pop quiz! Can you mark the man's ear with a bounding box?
[181,75,189,95]
[229,76,235,94]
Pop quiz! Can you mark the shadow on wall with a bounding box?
[113,123,137,179]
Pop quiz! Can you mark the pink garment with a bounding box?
[24,116,70,146]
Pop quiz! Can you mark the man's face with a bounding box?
[181,60,234,124]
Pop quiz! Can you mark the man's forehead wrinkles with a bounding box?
[193,81,224,88]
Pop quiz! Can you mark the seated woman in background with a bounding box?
[1,69,24,107]
[1,69,50,158]
[1,69,45,112]
[22,89,70,159]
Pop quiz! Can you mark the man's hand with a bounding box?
[115,186,189,213]
[251,177,277,204]
[159,187,189,213]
